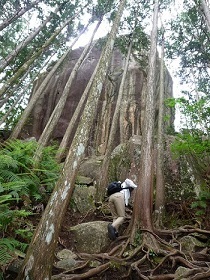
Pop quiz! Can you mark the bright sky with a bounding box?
[30,0,185,132]
[72,3,183,132]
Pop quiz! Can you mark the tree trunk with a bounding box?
[0,92,24,127]
[55,46,97,162]
[17,1,126,279]
[0,5,61,71]
[0,49,55,112]
[201,0,210,32]
[97,38,133,202]
[0,66,31,109]
[9,23,90,139]
[0,58,46,126]
[154,33,165,228]
[33,19,102,164]
[131,0,159,237]
[0,0,41,32]
[0,7,87,99]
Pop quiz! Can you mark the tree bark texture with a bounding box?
[56,44,99,162]
[131,0,159,234]
[0,8,86,99]
[97,39,133,201]
[0,5,60,71]
[34,19,102,163]
[9,22,90,139]
[154,35,165,226]
[17,1,126,279]
[0,0,41,32]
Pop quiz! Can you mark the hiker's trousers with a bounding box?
[108,192,125,231]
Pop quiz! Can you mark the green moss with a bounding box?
[108,143,131,181]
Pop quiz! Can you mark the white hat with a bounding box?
[122,178,137,189]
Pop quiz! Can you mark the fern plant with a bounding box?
[0,237,28,272]
[0,139,61,277]
[0,193,31,234]
[0,139,61,203]
[191,190,210,220]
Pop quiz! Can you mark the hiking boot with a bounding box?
[107,223,116,240]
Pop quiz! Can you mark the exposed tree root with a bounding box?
[155,225,210,239]
[52,262,110,279]
[52,226,210,280]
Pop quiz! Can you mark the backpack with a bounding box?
[107,181,122,196]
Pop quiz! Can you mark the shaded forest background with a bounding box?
[0,0,210,279]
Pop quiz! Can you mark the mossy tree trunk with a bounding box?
[33,19,102,164]
[0,5,61,71]
[97,38,133,202]
[154,33,165,228]
[17,1,126,279]
[56,53,97,162]
[0,0,41,32]
[131,0,159,240]
[9,22,90,139]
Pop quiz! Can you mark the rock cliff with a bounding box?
[25,45,174,156]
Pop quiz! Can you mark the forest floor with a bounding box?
[52,201,210,280]
[5,201,210,280]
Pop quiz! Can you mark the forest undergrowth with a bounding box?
[2,192,210,280]
[50,201,210,280]
[1,139,210,280]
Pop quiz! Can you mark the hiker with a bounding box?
[107,178,137,240]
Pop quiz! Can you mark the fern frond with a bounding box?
[2,181,28,194]
[0,194,14,204]
[0,139,60,246]
[0,170,19,183]
[13,209,32,217]
[0,247,13,267]
[0,155,18,170]
[0,238,28,269]
[32,193,42,201]
[0,207,13,231]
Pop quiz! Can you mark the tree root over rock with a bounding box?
[52,226,210,280]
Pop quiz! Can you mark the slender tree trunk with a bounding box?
[0,57,48,126]
[154,33,165,228]
[131,0,159,237]
[9,23,90,139]
[0,7,88,98]
[0,67,31,108]
[33,19,102,164]
[0,49,55,110]
[17,1,126,279]
[0,5,61,71]
[96,38,133,202]
[0,0,41,31]
[0,92,24,127]
[55,44,97,162]
[201,0,210,32]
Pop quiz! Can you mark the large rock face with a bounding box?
[24,45,174,156]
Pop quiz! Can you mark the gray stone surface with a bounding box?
[69,221,110,253]
[72,185,96,214]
